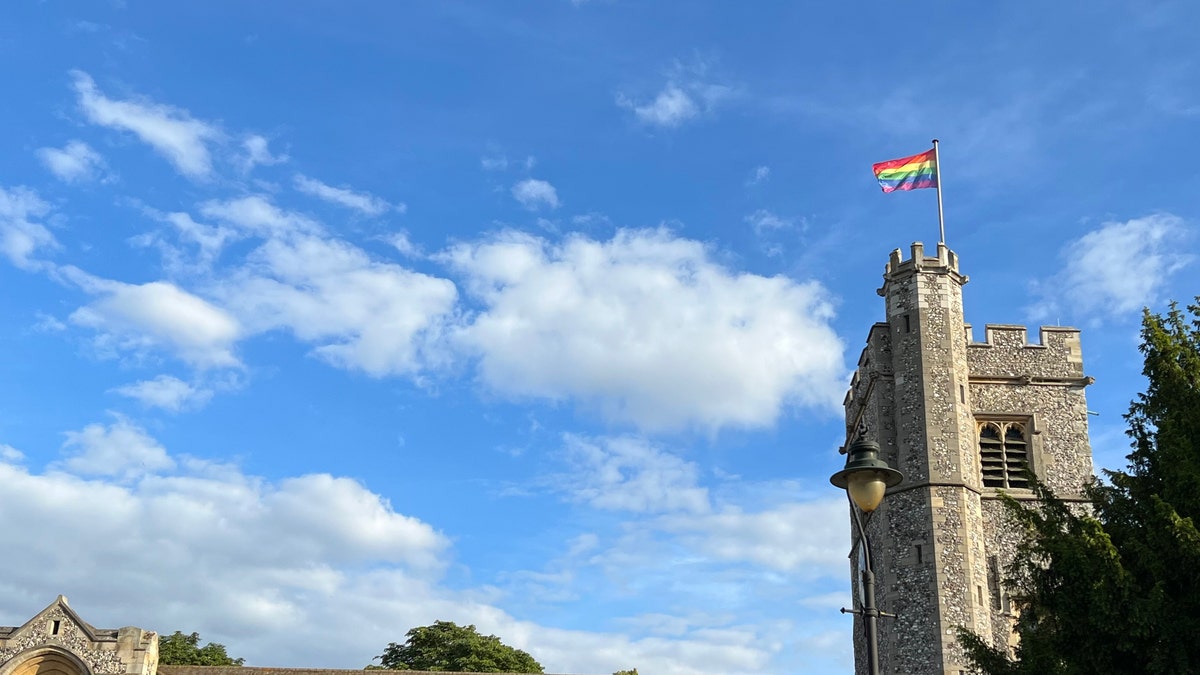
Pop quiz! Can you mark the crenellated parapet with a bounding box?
[877,241,968,298]
[966,324,1089,382]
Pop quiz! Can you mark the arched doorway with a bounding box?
[2,649,90,675]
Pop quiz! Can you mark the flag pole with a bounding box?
[932,138,945,244]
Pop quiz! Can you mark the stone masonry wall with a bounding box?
[160,662,576,667]
[968,328,1094,656]
[0,597,158,675]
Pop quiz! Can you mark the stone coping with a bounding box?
[159,667,579,675]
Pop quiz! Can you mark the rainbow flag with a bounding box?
[872,149,937,193]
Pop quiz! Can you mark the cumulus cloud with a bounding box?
[161,210,236,268]
[0,185,57,270]
[511,179,560,210]
[59,416,174,480]
[621,85,699,127]
[1030,213,1192,320]
[239,135,289,172]
[293,174,401,216]
[0,425,792,674]
[71,70,221,179]
[388,231,421,258]
[199,194,321,238]
[617,65,734,128]
[657,498,847,575]
[37,140,106,183]
[541,435,848,577]
[557,435,710,514]
[69,277,241,368]
[444,228,845,431]
[69,194,453,380]
[112,375,213,412]
[217,235,458,376]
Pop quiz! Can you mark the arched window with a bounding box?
[978,421,1030,489]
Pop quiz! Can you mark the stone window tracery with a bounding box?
[978,420,1030,489]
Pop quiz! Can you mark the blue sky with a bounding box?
[0,2,1196,673]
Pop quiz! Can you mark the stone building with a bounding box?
[841,243,1095,674]
[0,596,158,675]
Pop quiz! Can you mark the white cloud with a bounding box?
[618,64,733,129]
[37,140,106,183]
[163,211,236,267]
[0,444,24,462]
[71,70,221,179]
[481,152,534,172]
[0,185,57,270]
[747,166,770,185]
[511,179,560,210]
[444,228,846,431]
[0,426,792,674]
[69,278,241,368]
[481,155,509,171]
[657,498,847,575]
[134,205,239,273]
[557,435,710,514]
[33,312,66,333]
[113,375,213,412]
[293,174,401,216]
[388,231,421,258]
[199,195,321,238]
[239,135,289,172]
[1031,213,1192,319]
[620,85,700,127]
[59,416,175,480]
[218,235,458,377]
[744,209,793,234]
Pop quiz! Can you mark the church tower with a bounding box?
[841,243,1095,674]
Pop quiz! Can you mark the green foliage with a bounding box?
[376,621,544,673]
[959,299,1200,674]
[612,669,640,675]
[158,631,245,666]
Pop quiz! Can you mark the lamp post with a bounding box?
[830,439,904,675]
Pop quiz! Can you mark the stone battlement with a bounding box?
[966,323,1078,349]
[884,242,961,277]
[966,324,1086,380]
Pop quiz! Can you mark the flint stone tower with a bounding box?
[841,242,1095,674]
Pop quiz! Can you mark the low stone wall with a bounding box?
[160,667,576,675]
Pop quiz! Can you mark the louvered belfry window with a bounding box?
[979,421,1030,489]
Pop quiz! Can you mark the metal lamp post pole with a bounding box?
[853,502,881,675]
[832,439,902,675]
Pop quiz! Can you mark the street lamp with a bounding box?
[830,439,904,675]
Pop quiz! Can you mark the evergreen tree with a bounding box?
[959,299,1200,674]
